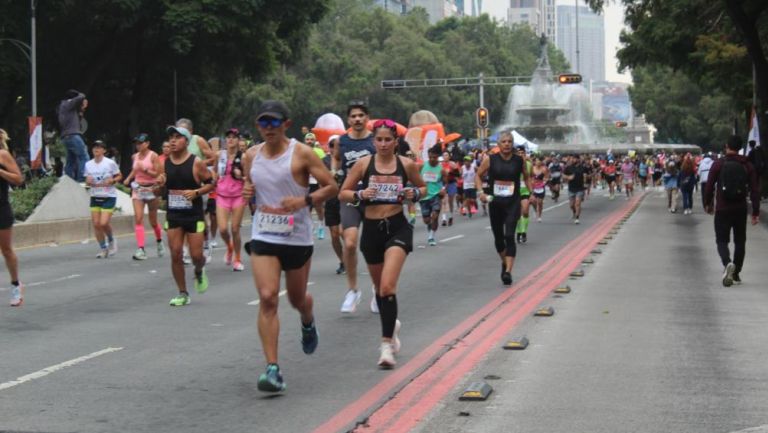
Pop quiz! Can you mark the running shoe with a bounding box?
[335,262,346,275]
[182,253,192,265]
[378,342,396,369]
[9,284,23,307]
[392,319,401,354]
[169,292,190,306]
[157,241,165,257]
[224,250,233,266]
[408,214,416,225]
[370,287,379,314]
[428,236,437,247]
[574,219,580,224]
[516,233,522,243]
[258,364,286,393]
[96,248,109,259]
[209,239,218,248]
[232,261,244,272]
[132,248,148,260]
[301,321,319,354]
[537,217,542,223]
[733,272,742,285]
[194,268,209,294]
[448,217,453,226]
[521,233,527,243]
[341,289,362,313]
[204,246,213,264]
[317,226,325,240]
[501,271,512,286]
[722,262,735,287]
[108,239,118,256]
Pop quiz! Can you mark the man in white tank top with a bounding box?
[241,100,338,393]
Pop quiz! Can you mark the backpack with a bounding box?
[719,159,749,202]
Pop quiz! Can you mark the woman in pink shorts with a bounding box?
[123,133,164,260]
[216,128,247,271]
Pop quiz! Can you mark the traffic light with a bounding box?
[558,74,582,84]
[476,107,489,128]
[614,121,628,128]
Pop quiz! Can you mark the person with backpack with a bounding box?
[704,135,761,287]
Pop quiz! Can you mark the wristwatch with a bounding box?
[305,194,313,207]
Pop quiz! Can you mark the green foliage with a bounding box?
[226,0,572,139]
[9,176,58,222]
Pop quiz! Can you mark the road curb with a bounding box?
[13,214,167,249]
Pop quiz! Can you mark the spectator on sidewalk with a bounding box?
[704,135,761,287]
[57,89,89,182]
[679,154,697,215]
[662,158,679,213]
[698,152,714,205]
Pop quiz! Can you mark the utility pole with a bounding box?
[31,0,37,117]
[574,0,580,73]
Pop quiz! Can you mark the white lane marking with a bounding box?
[0,347,123,392]
[543,201,569,212]
[440,235,465,243]
[0,274,81,292]
[248,289,287,306]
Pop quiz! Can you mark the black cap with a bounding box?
[225,128,240,137]
[92,140,106,149]
[133,133,149,143]
[256,100,290,121]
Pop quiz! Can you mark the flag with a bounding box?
[748,106,760,147]
[28,117,43,170]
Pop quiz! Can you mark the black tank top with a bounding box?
[0,163,9,207]
[488,153,523,201]
[361,155,408,206]
[164,154,203,220]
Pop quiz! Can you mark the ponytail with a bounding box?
[0,129,8,151]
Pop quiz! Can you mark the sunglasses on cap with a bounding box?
[257,118,284,129]
[372,119,396,129]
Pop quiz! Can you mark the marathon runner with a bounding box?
[603,159,618,200]
[0,129,24,306]
[620,157,636,199]
[515,145,532,243]
[441,151,459,226]
[339,119,425,368]
[84,140,122,258]
[242,100,337,392]
[325,135,345,275]
[157,126,213,306]
[334,101,376,314]
[420,146,446,246]
[123,133,164,260]
[530,157,549,222]
[563,154,586,224]
[548,155,563,202]
[461,155,477,219]
[476,132,530,286]
[215,128,246,271]
[305,132,326,240]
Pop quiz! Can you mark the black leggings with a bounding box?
[489,199,521,257]
[714,210,747,272]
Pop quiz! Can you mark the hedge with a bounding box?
[9,176,58,222]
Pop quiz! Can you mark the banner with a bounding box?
[748,106,760,147]
[28,116,43,170]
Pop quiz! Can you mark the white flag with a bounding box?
[748,106,760,147]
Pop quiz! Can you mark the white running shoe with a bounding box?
[209,239,218,248]
[340,289,362,313]
[157,241,165,257]
[108,239,118,256]
[370,287,379,314]
[96,249,109,259]
[378,342,396,369]
[204,246,213,264]
[574,218,580,224]
[722,262,735,287]
[132,248,148,260]
[182,254,192,265]
[392,320,401,354]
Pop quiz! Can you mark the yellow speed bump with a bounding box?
[554,285,571,294]
[597,240,608,245]
[459,382,493,401]
[570,269,585,277]
[591,249,602,254]
[503,337,530,350]
[582,257,595,264]
[534,306,555,317]
[604,235,613,240]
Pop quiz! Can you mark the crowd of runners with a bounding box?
[1,99,761,393]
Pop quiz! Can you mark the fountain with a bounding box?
[499,35,595,149]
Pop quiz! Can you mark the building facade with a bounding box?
[373,0,461,23]
[507,0,542,34]
[555,4,605,82]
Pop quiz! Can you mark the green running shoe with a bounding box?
[257,364,286,393]
[194,268,208,294]
[169,292,190,306]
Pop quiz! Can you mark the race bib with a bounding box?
[91,183,112,197]
[167,190,193,210]
[369,175,402,203]
[493,181,515,197]
[533,187,545,194]
[137,186,156,201]
[256,210,294,236]
[422,171,438,183]
[551,172,561,178]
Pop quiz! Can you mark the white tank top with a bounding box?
[250,139,312,246]
[462,164,476,188]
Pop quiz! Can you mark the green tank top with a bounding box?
[420,162,443,200]
[519,160,532,195]
[189,134,203,159]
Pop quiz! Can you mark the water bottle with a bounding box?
[486,194,494,203]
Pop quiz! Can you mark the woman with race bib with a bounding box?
[123,133,164,260]
[340,119,426,369]
[475,131,531,287]
[215,128,246,271]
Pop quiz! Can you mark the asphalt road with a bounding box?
[2,188,765,433]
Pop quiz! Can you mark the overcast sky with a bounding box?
[478,0,632,83]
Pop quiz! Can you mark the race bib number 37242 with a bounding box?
[369,175,402,202]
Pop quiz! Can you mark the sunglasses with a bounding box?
[257,118,283,129]
[372,119,396,129]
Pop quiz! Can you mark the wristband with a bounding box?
[356,190,365,202]
[412,187,422,202]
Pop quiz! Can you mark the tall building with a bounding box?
[542,0,556,42]
[373,0,460,24]
[507,0,542,35]
[471,0,483,16]
[556,4,605,82]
